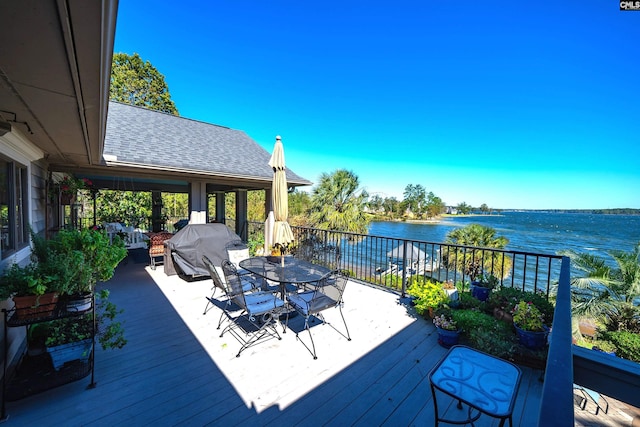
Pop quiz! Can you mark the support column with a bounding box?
[264,188,273,218]
[151,191,163,232]
[189,181,207,224]
[235,189,248,241]
[214,191,225,222]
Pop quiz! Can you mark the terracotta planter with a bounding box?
[493,308,513,323]
[12,292,59,320]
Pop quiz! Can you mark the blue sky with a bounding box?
[114,1,639,210]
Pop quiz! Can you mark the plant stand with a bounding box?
[1,294,96,420]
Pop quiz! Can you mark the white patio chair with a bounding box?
[220,260,286,357]
[285,270,351,359]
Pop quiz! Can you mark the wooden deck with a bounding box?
[1,253,634,426]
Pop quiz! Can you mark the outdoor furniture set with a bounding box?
[202,243,351,359]
[201,240,523,424]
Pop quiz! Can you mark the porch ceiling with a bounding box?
[0,0,117,166]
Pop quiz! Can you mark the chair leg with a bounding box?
[202,287,217,315]
[223,312,282,357]
[293,315,319,359]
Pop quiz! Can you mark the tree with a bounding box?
[403,184,426,218]
[425,192,445,218]
[444,224,511,280]
[560,243,640,333]
[96,190,152,228]
[383,197,400,218]
[367,195,384,214]
[309,169,369,234]
[456,202,473,215]
[110,52,179,115]
[479,203,491,214]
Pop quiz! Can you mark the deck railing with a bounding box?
[283,225,565,297]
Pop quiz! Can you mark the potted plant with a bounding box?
[433,312,461,348]
[470,272,499,302]
[44,317,94,370]
[31,229,127,312]
[49,175,92,205]
[511,300,549,350]
[41,289,126,370]
[442,281,460,307]
[0,262,59,319]
[407,278,448,318]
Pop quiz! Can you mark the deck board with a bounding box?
[2,252,634,426]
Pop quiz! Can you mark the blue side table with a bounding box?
[429,345,522,426]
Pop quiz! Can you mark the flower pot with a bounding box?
[514,324,549,350]
[64,292,93,313]
[60,193,76,205]
[470,284,491,302]
[47,339,93,371]
[436,327,461,348]
[12,292,59,320]
[493,308,513,323]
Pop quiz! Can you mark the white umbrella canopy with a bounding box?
[268,136,294,252]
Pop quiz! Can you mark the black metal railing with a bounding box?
[283,225,564,297]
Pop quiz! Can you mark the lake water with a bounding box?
[368,212,640,259]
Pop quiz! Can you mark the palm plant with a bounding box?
[561,242,640,333]
[309,169,370,235]
[443,224,512,280]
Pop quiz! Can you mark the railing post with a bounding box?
[401,241,409,297]
[537,256,574,426]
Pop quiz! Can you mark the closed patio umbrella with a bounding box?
[268,136,294,256]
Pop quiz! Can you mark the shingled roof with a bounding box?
[103,101,310,187]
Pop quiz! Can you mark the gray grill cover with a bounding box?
[166,223,241,277]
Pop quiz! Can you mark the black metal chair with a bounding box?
[202,255,257,329]
[285,270,351,359]
[220,260,286,357]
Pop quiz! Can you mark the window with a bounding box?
[0,155,29,258]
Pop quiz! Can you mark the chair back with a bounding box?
[226,240,250,270]
[203,255,228,294]
[318,270,348,304]
[221,260,248,309]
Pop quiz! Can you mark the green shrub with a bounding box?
[599,330,640,362]
[407,278,447,315]
[487,287,554,324]
[451,309,495,332]
[458,291,485,310]
[469,328,517,359]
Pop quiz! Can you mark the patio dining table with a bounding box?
[239,256,332,297]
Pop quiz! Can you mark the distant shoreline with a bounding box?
[381,213,503,225]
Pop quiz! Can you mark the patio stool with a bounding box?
[429,345,522,427]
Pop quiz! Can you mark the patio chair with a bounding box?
[202,255,257,328]
[285,270,351,359]
[220,260,286,357]
[148,232,174,270]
